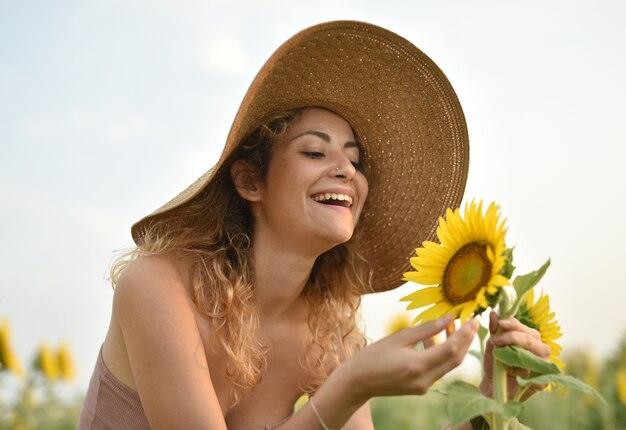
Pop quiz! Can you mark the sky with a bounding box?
[1,0,625,393]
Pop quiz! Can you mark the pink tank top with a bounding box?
[77,348,291,429]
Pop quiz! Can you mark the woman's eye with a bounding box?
[303,151,324,159]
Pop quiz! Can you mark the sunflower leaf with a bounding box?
[516,374,606,404]
[476,324,489,379]
[501,247,516,279]
[469,350,482,362]
[494,345,560,375]
[445,381,523,427]
[504,260,551,318]
[512,260,551,300]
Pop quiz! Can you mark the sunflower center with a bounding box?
[442,241,492,304]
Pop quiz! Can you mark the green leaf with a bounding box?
[516,374,606,404]
[476,324,489,379]
[469,350,482,362]
[445,381,523,428]
[501,247,516,279]
[503,260,551,319]
[512,260,551,300]
[478,324,489,344]
[493,345,560,375]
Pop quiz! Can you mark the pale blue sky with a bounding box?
[1,0,625,391]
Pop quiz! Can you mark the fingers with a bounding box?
[498,317,541,340]
[423,336,435,349]
[489,311,498,334]
[408,319,479,390]
[490,329,551,358]
[490,317,551,359]
[394,315,453,347]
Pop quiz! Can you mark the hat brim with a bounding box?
[131,20,469,293]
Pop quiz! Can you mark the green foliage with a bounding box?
[444,381,522,428]
[370,390,448,429]
[503,260,550,318]
[501,248,516,279]
[516,374,604,403]
[494,345,560,375]
[0,375,83,430]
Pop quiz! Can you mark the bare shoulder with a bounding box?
[113,254,194,317]
[105,254,226,428]
[115,254,192,294]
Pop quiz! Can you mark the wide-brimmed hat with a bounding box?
[131,20,469,293]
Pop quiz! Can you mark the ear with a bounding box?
[230,159,263,202]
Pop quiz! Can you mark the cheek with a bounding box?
[356,174,369,212]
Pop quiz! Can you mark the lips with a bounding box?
[311,192,353,208]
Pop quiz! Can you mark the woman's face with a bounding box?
[255,108,369,252]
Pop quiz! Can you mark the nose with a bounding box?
[330,152,356,180]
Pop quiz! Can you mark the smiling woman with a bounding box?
[250,108,368,248]
[77,20,550,430]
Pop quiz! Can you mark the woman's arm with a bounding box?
[109,256,227,430]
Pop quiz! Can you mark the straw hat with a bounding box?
[131,20,469,293]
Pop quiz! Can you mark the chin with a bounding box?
[318,228,355,250]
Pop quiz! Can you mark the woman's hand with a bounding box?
[341,315,479,402]
[480,312,552,399]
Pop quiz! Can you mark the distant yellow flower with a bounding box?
[34,342,59,380]
[617,368,626,405]
[385,313,411,335]
[519,290,564,369]
[0,318,24,377]
[294,394,309,411]
[401,201,509,323]
[57,342,76,381]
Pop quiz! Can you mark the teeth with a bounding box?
[312,193,353,206]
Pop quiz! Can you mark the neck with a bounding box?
[251,229,324,323]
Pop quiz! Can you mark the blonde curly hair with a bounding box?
[111,109,371,404]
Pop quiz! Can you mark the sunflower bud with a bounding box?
[498,285,518,317]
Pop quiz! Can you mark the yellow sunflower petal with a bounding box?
[403,271,442,286]
[490,274,510,287]
[414,301,453,323]
[400,287,444,306]
[459,301,478,323]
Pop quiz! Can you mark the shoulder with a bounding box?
[115,256,191,298]
[106,254,227,428]
[116,254,192,292]
[113,254,194,313]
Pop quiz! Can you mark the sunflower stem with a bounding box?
[492,349,509,430]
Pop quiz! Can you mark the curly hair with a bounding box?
[111,109,371,404]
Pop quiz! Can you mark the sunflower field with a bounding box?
[1,311,626,428]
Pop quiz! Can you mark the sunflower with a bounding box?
[0,318,24,377]
[617,368,626,405]
[518,289,564,369]
[385,313,411,336]
[57,342,76,381]
[401,200,509,323]
[34,342,59,380]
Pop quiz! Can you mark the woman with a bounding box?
[79,21,550,429]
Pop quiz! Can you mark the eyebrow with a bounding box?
[292,130,359,149]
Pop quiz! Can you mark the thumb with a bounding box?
[394,315,453,347]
